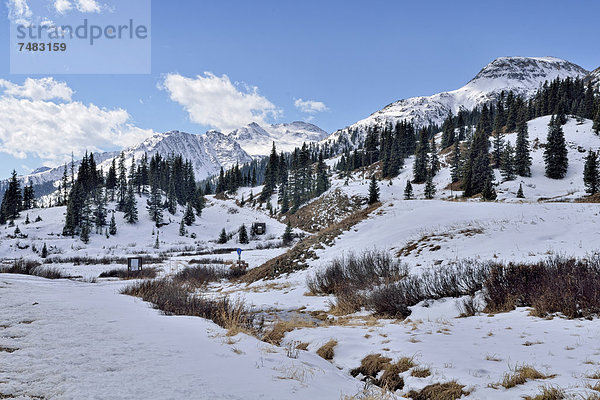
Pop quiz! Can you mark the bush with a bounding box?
[316,339,337,360]
[173,266,230,287]
[307,250,408,295]
[99,268,158,280]
[0,259,67,279]
[484,256,600,318]
[44,255,165,265]
[121,279,261,334]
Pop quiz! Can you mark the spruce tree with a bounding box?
[544,116,569,179]
[147,184,163,227]
[515,116,532,177]
[463,123,494,197]
[41,242,48,258]
[117,153,127,211]
[80,222,90,244]
[412,129,430,183]
[429,138,439,176]
[25,214,30,224]
[282,222,293,245]
[500,142,516,181]
[583,150,599,195]
[95,190,108,231]
[183,202,195,226]
[368,175,380,205]
[280,189,290,214]
[238,224,249,244]
[516,183,525,199]
[0,170,23,222]
[179,219,186,236]
[218,228,228,244]
[451,140,462,183]
[424,171,436,199]
[315,152,330,196]
[167,179,177,215]
[481,178,497,201]
[154,231,160,249]
[109,213,117,235]
[404,181,413,200]
[124,182,138,223]
[492,130,504,169]
[594,108,600,134]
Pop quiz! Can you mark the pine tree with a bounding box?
[282,222,293,245]
[515,115,532,177]
[117,153,127,211]
[109,213,117,235]
[315,152,330,196]
[238,224,249,244]
[41,242,48,258]
[0,170,22,222]
[492,130,504,168]
[25,214,30,224]
[94,190,108,231]
[412,129,430,183]
[424,170,436,199]
[147,184,163,227]
[280,189,290,214]
[124,181,138,223]
[368,175,380,205]
[404,181,413,200]
[218,228,228,244]
[583,150,599,195]
[463,123,494,197]
[14,225,20,236]
[544,116,569,179]
[451,140,462,183]
[500,142,516,181]
[516,183,525,199]
[179,218,186,236]
[105,159,117,201]
[594,108,600,134]
[183,202,195,226]
[429,138,439,176]
[167,179,177,215]
[154,231,160,249]
[80,222,90,244]
[481,178,497,201]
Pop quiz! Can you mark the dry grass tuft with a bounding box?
[407,381,468,400]
[376,363,405,391]
[410,367,431,378]
[496,365,555,389]
[523,386,566,400]
[262,318,315,345]
[350,354,392,379]
[587,371,600,379]
[316,339,337,361]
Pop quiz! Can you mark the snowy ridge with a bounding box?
[586,66,600,89]
[226,121,328,156]
[326,56,589,148]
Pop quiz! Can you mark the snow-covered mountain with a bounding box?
[325,56,589,148]
[586,66,600,89]
[226,121,328,156]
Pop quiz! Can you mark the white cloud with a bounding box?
[0,78,153,166]
[54,0,73,14]
[75,0,101,13]
[294,98,328,114]
[7,0,32,24]
[0,77,73,101]
[161,72,281,132]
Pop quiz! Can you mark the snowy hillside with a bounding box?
[587,66,600,89]
[226,121,328,156]
[326,56,589,147]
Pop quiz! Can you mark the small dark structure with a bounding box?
[127,257,143,272]
[251,222,266,235]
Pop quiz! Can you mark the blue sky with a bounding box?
[1,0,599,179]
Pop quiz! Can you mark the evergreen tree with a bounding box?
[515,115,532,177]
[282,222,293,245]
[260,142,279,201]
[463,123,494,197]
[25,214,30,224]
[22,184,35,210]
[14,225,20,236]
[154,231,160,249]
[368,175,380,205]
[0,170,23,222]
[167,179,177,215]
[61,164,69,205]
[117,153,127,210]
[183,202,195,225]
[218,228,228,244]
[500,142,516,181]
[450,140,462,183]
[94,190,108,231]
[481,178,497,201]
[429,138,439,176]
[109,213,117,235]
[41,242,48,258]
[280,189,290,214]
[412,128,430,183]
[80,221,90,244]
[404,180,413,200]
[315,152,330,196]
[544,116,569,179]
[124,181,138,223]
[147,185,163,227]
[179,218,186,236]
[516,183,525,199]
[492,130,504,168]
[424,171,436,199]
[238,224,249,244]
[583,150,599,195]
[594,108,600,134]
[105,159,117,201]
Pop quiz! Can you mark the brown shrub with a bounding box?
[376,363,405,391]
[262,318,315,345]
[350,354,392,379]
[1,259,66,279]
[316,339,337,361]
[523,386,565,400]
[99,267,158,280]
